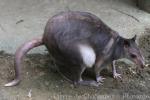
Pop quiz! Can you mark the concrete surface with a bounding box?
[0,0,150,54]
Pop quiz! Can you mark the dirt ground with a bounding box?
[0,29,150,100]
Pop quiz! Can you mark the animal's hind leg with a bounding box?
[94,58,105,83]
[58,43,100,87]
[74,65,101,87]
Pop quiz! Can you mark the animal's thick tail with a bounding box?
[5,37,44,87]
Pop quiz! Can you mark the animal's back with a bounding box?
[43,11,117,49]
[44,11,99,44]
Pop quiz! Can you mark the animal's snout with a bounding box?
[140,63,145,69]
[133,55,145,70]
[138,56,145,69]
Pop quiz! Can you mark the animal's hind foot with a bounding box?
[76,80,102,87]
[96,76,105,83]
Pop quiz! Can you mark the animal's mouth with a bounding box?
[140,64,145,69]
[136,64,149,74]
[135,65,143,74]
[133,58,145,70]
[140,64,144,69]
[137,63,145,71]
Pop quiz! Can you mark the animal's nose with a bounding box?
[141,62,146,68]
[141,64,144,69]
[140,56,145,69]
[141,61,145,69]
[136,59,144,69]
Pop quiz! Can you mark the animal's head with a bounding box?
[123,35,145,70]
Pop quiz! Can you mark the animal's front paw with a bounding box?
[113,72,122,79]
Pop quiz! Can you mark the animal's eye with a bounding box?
[130,54,136,58]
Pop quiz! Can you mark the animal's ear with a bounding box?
[123,39,130,48]
[132,35,136,41]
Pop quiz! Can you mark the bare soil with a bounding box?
[0,30,150,100]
